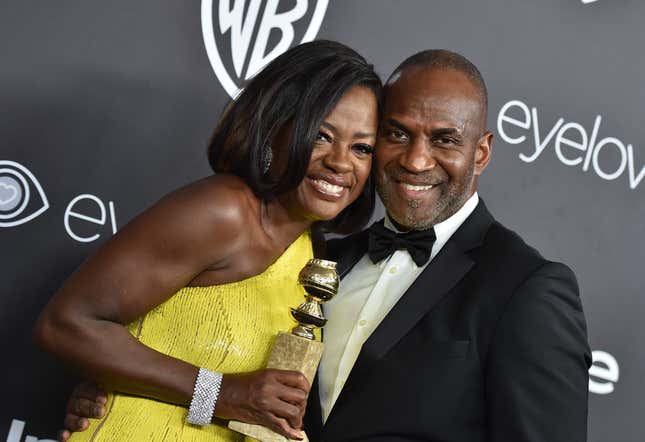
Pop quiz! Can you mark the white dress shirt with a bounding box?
[318,192,480,422]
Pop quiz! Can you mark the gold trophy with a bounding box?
[229,259,339,442]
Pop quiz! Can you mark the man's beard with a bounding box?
[377,164,474,231]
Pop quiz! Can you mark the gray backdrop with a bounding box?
[1,1,643,440]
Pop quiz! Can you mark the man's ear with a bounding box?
[474,131,493,176]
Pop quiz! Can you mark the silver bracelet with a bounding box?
[187,367,223,426]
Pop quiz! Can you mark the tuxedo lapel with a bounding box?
[326,230,369,278]
[323,200,495,430]
[352,201,493,373]
[352,240,473,371]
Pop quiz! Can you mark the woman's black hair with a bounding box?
[208,40,382,235]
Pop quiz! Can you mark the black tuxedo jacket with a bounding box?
[305,200,591,442]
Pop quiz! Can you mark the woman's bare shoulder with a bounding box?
[37,175,265,326]
[106,174,262,268]
[166,174,259,222]
[146,174,260,243]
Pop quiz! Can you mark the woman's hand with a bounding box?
[217,369,310,440]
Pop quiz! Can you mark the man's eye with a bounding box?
[353,144,375,155]
[316,131,332,143]
[388,129,408,141]
[436,137,457,145]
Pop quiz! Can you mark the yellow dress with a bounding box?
[70,232,313,441]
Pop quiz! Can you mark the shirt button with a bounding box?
[358,319,367,327]
[389,266,398,274]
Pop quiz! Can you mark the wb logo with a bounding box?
[202,0,329,97]
[0,160,49,228]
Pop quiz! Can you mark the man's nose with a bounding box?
[398,139,435,173]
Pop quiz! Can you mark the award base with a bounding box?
[228,332,323,442]
[228,421,309,442]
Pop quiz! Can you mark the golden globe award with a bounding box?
[229,259,339,442]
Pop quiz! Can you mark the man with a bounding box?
[59,50,591,441]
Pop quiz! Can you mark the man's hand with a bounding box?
[216,369,310,440]
[58,381,107,442]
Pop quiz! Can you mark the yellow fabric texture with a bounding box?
[70,232,313,441]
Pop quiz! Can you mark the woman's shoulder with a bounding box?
[121,174,262,257]
[151,175,272,282]
[162,174,260,225]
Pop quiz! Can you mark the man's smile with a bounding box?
[393,181,439,199]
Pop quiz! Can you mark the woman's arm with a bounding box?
[34,175,309,438]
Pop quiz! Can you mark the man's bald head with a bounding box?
[386,49,488,129]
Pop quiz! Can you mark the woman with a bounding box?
[34,40,381,441]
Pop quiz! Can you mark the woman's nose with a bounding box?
[323,144,353,173]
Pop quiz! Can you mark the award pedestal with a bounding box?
[228,332,323,442]
[266,332,323,383]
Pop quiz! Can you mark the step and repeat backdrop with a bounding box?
[1,1,643,440]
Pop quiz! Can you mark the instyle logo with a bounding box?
[497,100,645,190]
[201,0,329,97]
[0,160,49,227]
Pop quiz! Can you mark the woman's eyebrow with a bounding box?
[321,121,375,139]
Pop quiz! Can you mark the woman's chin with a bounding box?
[298,191,354,222]
[300,201,349,223]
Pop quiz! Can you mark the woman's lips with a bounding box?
[308,177,347,198]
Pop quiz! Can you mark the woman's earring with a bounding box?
[262,145,272,174]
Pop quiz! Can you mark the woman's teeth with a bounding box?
[311,179,344,196]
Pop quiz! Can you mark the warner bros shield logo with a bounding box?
[202,0,329,98]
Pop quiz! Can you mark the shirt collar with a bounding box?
[383,192,480,253]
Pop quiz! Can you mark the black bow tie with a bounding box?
[367,220,436,267]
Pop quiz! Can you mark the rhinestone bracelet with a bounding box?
[187,368,223,426]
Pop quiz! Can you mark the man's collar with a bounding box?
[383,192,479,259]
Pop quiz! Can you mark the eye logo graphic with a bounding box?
[202,0,329,98]
[0,160,49,228]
